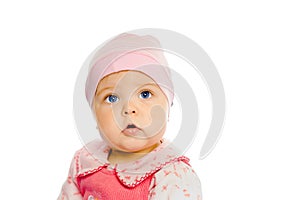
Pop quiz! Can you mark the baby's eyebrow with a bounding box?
[139,83,157,88]
[96,86,113,96]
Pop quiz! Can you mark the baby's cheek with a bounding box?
[143,104,167,137]
[141,106,154,126]
[97,109,114,128]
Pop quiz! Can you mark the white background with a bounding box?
[0,1,299,199]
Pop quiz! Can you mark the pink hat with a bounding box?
[85,33,174,108]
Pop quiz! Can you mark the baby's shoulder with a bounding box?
[150,157,202,198]
[158,157,196,176]
[69,139,108,176]
[74,139,107,156]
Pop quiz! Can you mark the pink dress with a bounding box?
[58,139,202,200]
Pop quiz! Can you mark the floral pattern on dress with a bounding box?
[58,139,202,199]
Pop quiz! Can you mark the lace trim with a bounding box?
[116,156,190,188]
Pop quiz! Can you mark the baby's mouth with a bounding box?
[126,124,138,129]
[122,123,142,136]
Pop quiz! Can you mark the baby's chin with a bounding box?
[113,139,159,153]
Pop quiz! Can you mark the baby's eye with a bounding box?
[105,95,119,103]
[139,91,152,99]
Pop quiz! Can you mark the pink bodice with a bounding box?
[78,166,153,200]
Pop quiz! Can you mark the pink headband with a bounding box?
[85,34,174,108]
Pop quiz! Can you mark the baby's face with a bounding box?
[93,70,169,153]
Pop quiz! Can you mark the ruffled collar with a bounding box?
[75,139,189,188]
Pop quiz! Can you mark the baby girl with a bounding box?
[58,33,202,199]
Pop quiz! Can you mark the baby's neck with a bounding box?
[108,143,160,165]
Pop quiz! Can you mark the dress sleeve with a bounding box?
[57,151,83,200]
[148,161,202,200]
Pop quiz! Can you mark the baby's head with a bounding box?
[85,34,173,153]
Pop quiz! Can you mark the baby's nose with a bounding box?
[124,110,136,115]
[121,99,138,116]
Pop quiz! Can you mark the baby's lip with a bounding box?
[122,123,142,136]
[124,123,141,130]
